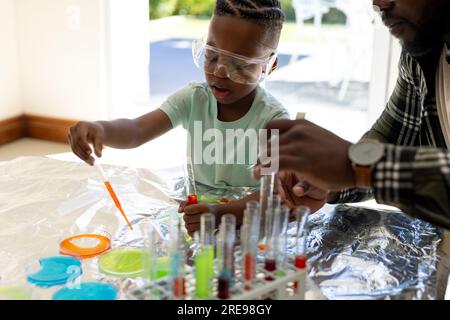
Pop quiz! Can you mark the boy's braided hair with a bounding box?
[215,0,285,34]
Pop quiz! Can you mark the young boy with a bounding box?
[68,0,289,233]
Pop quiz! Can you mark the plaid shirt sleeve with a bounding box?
[331,51,450,229]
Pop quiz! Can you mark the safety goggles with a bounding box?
[192,37,278,85]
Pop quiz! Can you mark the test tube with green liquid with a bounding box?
[195,213,215,299]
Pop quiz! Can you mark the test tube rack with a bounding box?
[126,249,307,301]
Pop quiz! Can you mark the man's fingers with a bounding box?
[253,153,305,180]
[293,180,311,196]
[265,119,300,134]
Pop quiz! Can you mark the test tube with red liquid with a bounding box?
[241,203,260,290]
[264,206,281,281]
[185,156,198,206]
[259,194,281,252]
[292,206,310,293]
[217,214,236,299]
[170,222,186,299]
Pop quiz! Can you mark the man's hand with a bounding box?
[255,119,356,192]
[68,121,105,166]
[278,172,329,213]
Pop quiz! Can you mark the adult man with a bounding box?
[255,0,450,298]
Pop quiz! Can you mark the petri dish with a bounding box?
[98,248,171,279]
[0,286,32,300]
[26,256,82,287]
[52,282,117,300]
[59,233,111,259]
[98,248,148,278]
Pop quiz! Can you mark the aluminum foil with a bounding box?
[297,204,442,300]
[0,156,442,300]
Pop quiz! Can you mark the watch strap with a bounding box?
[353,165,373,189]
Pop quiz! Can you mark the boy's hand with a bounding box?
[68,121,105,166]
[181,204,217,236]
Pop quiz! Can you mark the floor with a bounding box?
[0,138,71,162]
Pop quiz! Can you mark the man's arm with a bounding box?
[331,53,450,228]
[331,52,419,205]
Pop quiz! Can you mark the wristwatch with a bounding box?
[348,139,385,189]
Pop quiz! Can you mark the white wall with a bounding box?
[13,0,149,121]
[15,0,110,121]
[0,0,22,120]
[367,17,402,126]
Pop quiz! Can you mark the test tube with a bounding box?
[194,213,215,299]
[258,175,270,243]
[293,206,310,293]
[264,206,282,281]
[241,208,260,290]
[185,156,198,205]
[276,207,290,273]
[243,200,259,250]
[170,222,186,299]
[141,222,164,299]
[261,194,282,252]
[217,214,236,299]
[246,201,259,213]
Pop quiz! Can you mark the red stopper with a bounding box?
[187,194,198,205]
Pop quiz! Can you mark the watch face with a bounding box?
[349,140,384,166]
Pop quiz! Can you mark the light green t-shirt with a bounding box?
[159,82,290,188]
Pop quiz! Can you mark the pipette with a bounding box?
[97,163,133,230]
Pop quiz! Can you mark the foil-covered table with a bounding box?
[0,157,442,299]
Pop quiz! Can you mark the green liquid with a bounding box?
[195,247,214,299]
[275,271,286,277]
[149,256,171,280]
[98,248,148,278]
[0,287,31,300]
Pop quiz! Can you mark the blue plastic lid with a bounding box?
[52,282,118,300]
[27,256,82,287]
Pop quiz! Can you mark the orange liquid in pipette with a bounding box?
[104,181,133,230]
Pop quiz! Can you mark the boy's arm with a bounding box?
[68,109,173,165]
[99,109,173,148]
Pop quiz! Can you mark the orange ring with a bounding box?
[59,234,111,259]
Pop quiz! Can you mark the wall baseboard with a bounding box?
[23,115,78,144]
[0,114,78,146]
[0,115,25,145]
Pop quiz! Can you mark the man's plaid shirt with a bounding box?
[335,46,450,230]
